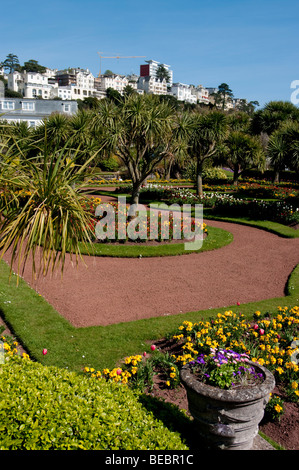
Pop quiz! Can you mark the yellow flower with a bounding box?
[274,404,283,413]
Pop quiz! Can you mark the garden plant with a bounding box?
[0,99,299,450]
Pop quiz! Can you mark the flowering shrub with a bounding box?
[84,354,154,390]
[213,195,299,225]
[236,183,299,200]
[169,307,299,400]
[188,349,263,390]
[0,335,30,361]
[265,393,285,421]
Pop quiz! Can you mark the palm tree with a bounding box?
[218,131,265,185]
[95,94,177,204]
[267,120,299,182]
[183,110,228,196]
[34,113,71,153]
[251,101,299,136]
[0,131,101,281]
[156,64,171,84]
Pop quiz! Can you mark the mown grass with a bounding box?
[79,225,233,257]
[0,217,299,374]
[202,210,299,238]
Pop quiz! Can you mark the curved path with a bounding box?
[6,219,299,328]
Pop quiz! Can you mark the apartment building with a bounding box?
[170,83,197,104]
[56,68,96,99]
[191,85,210,105]
[97,73,129,95]
[7,68,98,101]
[0,97,78,128]
[137,76,167,95]
[140,59,173,86]
[8,71,57,99]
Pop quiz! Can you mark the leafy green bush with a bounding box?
[202,167,228,182]
[0,358,188,450]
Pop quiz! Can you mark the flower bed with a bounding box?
[83,199,206,244]
[213,195,299,225]
[84,306,299,424]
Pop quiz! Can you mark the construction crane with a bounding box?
[97,52,146,77]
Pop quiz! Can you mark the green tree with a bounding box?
[1,53,20,73]
[267,120,299,182]
[106,87,123,104]
[95,94,177,204]
[0,132,101,280]
[22,59,47,73]
[251,101,299,136]
[156,64,171,84]
[218,131,265,185]
[183,110,228,196]
[33,113,71,153]
[212,83,234,110]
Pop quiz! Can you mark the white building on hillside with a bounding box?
[97,74,129,95]
[7,68,100,101]
[56,68,96,99]
[191,85,210,105]
[170,83,197,104]
[8,71,57,99]
[140,59,173,86]
[137,76,167,95]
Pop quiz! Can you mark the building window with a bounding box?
[28,121,36,128]
[22,102,35,111]
[2,101,15,110]
[63,104,71,113]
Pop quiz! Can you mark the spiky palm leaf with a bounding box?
[0,132,101,282]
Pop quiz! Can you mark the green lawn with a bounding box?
[1,215,299,374]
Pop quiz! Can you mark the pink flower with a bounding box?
[143,351,147,357]
[237,302,240,306]
[253,324,259,330]
[151,345,156,351]
[42,349,47,355]
[116,369,122,375]
[259,329,265,335]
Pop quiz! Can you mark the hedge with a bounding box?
[0,357,188,450]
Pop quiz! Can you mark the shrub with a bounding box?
[213,195,299,225]
[202,167,228,182]
[0,357,188,450]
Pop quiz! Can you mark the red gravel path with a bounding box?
[5,219,299,328]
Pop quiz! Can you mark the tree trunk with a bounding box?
[131,181,141,205]
[196,159,203,197]
[128,181,142,221]
[274,170,280,183]
[233,166,239,186]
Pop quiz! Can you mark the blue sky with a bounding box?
[2,0,299,107]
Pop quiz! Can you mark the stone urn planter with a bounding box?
[180,361,275,450]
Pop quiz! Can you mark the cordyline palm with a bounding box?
[267,120,299,181]
[0,132,101,282]
[218,131,265,185]
[183,110,228,196]
[95,94,176,204]
[251,101,299,136]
